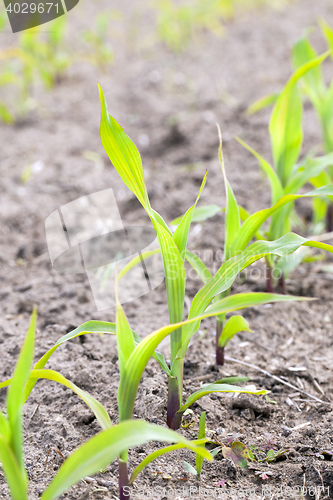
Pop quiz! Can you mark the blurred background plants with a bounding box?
[0,0,295,123]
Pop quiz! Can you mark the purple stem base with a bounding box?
[167,377,181,430]
[215,319,225,366]
[119,460,129,500]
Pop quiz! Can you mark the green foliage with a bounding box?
[155,0,229,52]
[0,313,212,500]
[196,411,206,477]
[248,24,333,229]
[0,17,72,122]
[154,0,293,52]
[172,128,333,363]
[99,86,333,430]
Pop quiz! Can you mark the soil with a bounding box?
[1,0,333,499]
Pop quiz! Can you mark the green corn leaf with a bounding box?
[196,411,206,477]
[21,321,170,401]
[23,320,117,400]
[229,185,333,255]
[218,315,252,348]
[118,249,160,280]
[218,126,240,260]
[269,52,329,186]
[41,420,212,500]
[184,461,197,475]
[0,101,14,124]
[0,411,10,440]
[118,286,311,421]
[246,92,280,115]
[152,219,185,360]
[238,206,265,240]
[235,136,284,205]
[116,300,136,380]
[319,19,333,56]
[6,309,36,479]
[130,444,193,483]
[171,204,223,226]
[0,436,28,500]
[29,369,112,430]
[1,369,112,431]
[185,250,213,284]
[173,172,207,259]
[285,153,333,194]
[274,247,309,277]
[99,84,146,206]
[212,377,250,384]
[99,85,186,364]
[205,292,303,317]
[179,383,267,414]
[180,233,324,354]
[129,438,207,484]
[292,34,325,107]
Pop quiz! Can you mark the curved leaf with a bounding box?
[180,233,325,354]
[219,315,252,348]
[7,309,36,479]
[179,383,267,414]
[171,204,223,226]
[99,84,146,205]
[129,439,207,484]
[247,92,279,115]
[41,420,212,500]
[3,369,112,431]
[285,153,333,194]
[24,321,117,400]
[218,126,240,259]
[269,52,329,186]
[118,287,311,421]
[0,436,27,500]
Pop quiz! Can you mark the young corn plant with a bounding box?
[97,85,323,420]
[82,11,118,70]
[248,32,333,233]
[290,21,333,230]
[0,310,214,500]
[0,18,71,123]
[235,52,333,290]
[172,127,333,364]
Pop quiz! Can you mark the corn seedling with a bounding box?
[0,17,71,122]
[154,0,230,52]
[234,52,333,290]
[0,308,216,500]
[97,85,327,426]
[1,300,268,497]
[248,31,333,232]
[172,126,333,364]
[82,11,118,70]
[154,0,292,52]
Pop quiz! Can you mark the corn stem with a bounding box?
[118,459,129,500]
